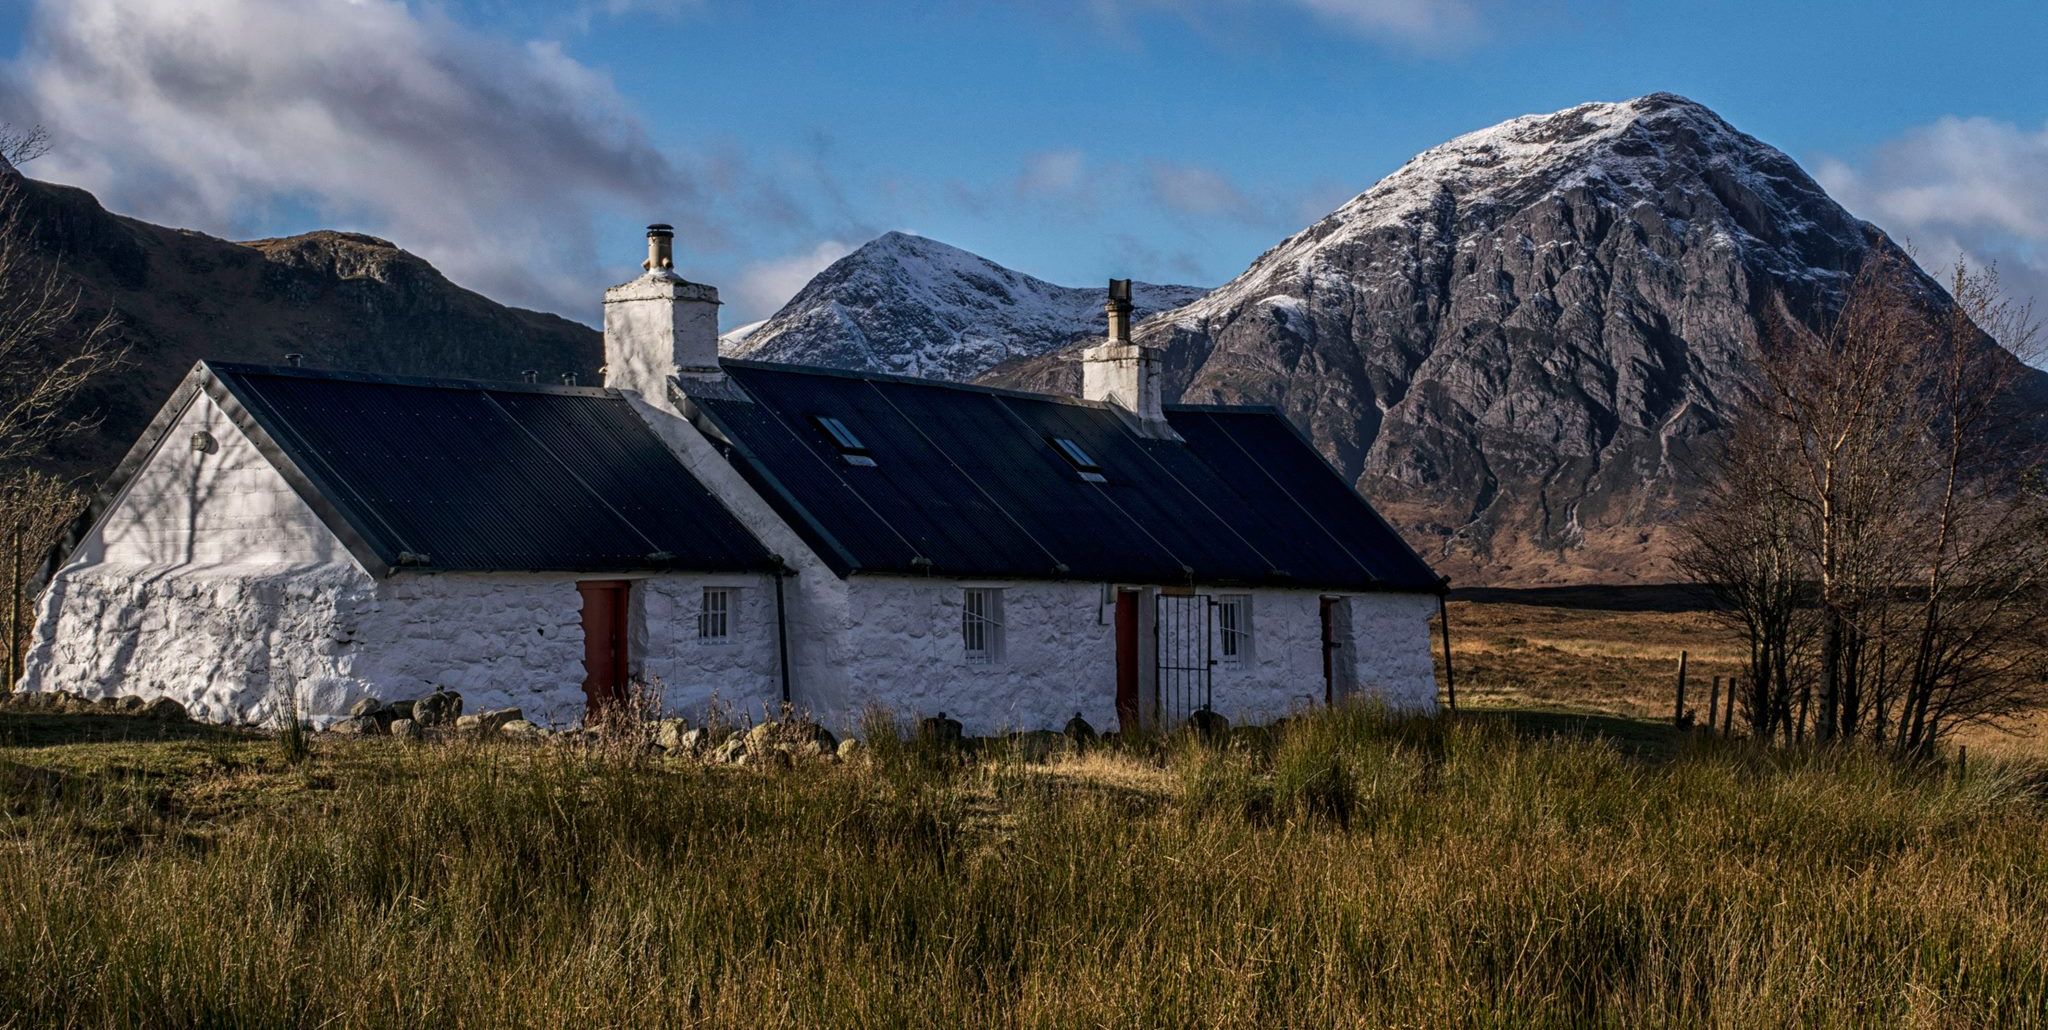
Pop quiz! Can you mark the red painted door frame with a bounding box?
[578,580,631,713]
[1114,590,1140,732]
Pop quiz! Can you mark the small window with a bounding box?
[698,587,735,643]
[1217,595,1253,662]
[961,588,1005,665]
[1049,436,1106,483]
[813,415,876,466]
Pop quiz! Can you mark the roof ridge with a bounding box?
[202,361,615,398]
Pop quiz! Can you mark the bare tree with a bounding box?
[0,155,125,469]
[0,471,85,685]
[1678,250,2048,752]
[0,124,51,169]
[0,121,124,688]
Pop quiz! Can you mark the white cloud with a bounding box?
[1816,116,2048,314]
[1146,160,1261,222]
[732,239,855,321]
[1016,150,1087,199]
[1290,0,1480,47]
[4,0,684,315]
[1095,0,1488,51]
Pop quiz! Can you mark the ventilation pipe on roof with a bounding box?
[1081,278,1177,440]
[603,223,723,413]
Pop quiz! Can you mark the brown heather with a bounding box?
[0,704,2044,1028]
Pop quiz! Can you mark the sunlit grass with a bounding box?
[1,705,2043,1027]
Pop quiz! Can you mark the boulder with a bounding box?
[116,696,146,713]
[329,714,380,736]
[654,718,692,751]
[1011,730,1066,763]
[389,718,421,741]
[348,697,386,719]
[91,695,122,712]
[710,737,747,765]
[470,708,522,735]
[836,738,865,762]
[917,712,964,743]
[1188,706,1230,740]
[387,699,415,721]
[499,719,546,741]
[675,727,706,755]
[139,697,190,723]
[1062,712,1097,745]
[412,691,462,728]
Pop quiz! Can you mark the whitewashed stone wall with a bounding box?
[22,566,783,728]
[1213,589,1440,722]
[86,392,351,567]
[795,578,1439,736]
[631,575,785,721]
[810,577,1118,736]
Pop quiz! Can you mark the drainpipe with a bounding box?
[1437,585,1457,713]
[773,562,793,706]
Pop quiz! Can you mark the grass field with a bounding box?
[1442,587,2048,760]
[2,594,2045,1027]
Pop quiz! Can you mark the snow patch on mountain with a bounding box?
[727,231,1207,381]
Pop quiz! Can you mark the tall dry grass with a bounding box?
[1,708,2044,1027]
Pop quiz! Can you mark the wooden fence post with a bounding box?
[1725,677,1736,736]
[1707,676,1720,736]
[1673,650,1689,728]
[6,522,21,691]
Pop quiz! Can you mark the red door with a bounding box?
[578,580,631,713]
[1115,590,1140,732]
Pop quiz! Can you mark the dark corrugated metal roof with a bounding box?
[684,361,1442,592]
[207,362,777,574]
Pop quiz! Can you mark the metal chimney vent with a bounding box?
[521,369,539,384]
[285,353,303,367]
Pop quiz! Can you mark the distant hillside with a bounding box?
[5,169,601,482]
[723,231,1206,381]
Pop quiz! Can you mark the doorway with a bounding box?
[1155,592,1214,727]
[1115,590,1140,732]
[578,580,631,713]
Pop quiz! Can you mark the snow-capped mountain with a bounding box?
[987,93,2020,584]
[724,231,1206,381]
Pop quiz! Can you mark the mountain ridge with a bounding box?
[982,93,1995,584]
[4,170,603,481]
[724,231,1206,381]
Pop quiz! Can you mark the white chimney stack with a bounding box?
[604,223,722,409]
[1081,278,1175,438]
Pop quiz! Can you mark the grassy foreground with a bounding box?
[2,706,2046,1028]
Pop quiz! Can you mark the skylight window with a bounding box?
[1049,437,1106,483]
[813,415,876,466]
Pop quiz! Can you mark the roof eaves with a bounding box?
[1243,408,1446,593]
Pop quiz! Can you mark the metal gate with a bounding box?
[1155,593,1214,727]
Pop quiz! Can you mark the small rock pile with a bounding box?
[0,690,190,722]
[327,691,537,742]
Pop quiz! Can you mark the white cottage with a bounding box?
[20,225,1447,734]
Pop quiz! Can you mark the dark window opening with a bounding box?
[1049,436,1106,483]
[813,415,876,466]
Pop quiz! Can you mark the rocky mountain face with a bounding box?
[6,170,600,482]
[984,93,1960,585]
[724,231,1206,381]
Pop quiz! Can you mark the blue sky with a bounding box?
[4,0,2046,325]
